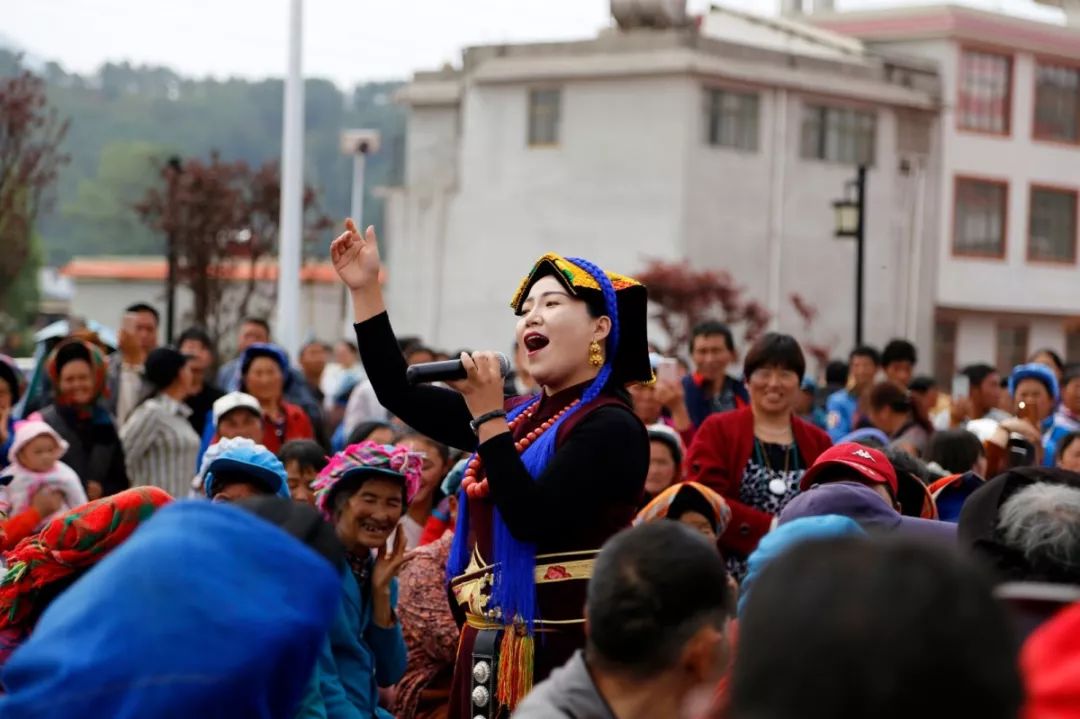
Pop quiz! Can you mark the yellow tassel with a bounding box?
[496,626,535,710]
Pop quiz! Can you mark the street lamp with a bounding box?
[340,129,381,224]
[832,165,867,347]
[164,155,183,344]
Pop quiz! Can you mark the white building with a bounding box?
[813,2,1080,382]
[381,3,942,367]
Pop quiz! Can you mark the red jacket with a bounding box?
[259,401,314,454]
[686,406,832,556]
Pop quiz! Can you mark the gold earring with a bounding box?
[589,341,604,367]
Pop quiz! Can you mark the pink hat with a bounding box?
[7,420,69,466]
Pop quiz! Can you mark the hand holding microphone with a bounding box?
[407,351,511,423]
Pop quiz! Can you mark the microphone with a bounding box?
[406,353,512,385]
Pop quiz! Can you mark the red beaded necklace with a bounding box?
[462,399,580,499]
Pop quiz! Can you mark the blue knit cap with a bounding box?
[204,438,290,500]
[1008,362,1060,403]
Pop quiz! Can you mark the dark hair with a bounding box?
[586,522,733,678]
[825,360,849,386]
[300,340,331,355]
[849,345,882,366]
[278,440,328,474]
[908,375,937,393]
[1062,363,1080,388]
[1030,348,1065,374]
[397,335,423,354]
[689,320,735,354]
[743,333,806,381]
[241,317,271,337]
[177,327,213,354]
[882,339,917,368]
[336,340,359,357]
[868,381,933,435]
[404,346,436,362]
[926,430,985,475]
[397,430,451,466]
[961,363,997,388]
[209,469,274,499]
[1059,431,1080,462]
[883,446,933,486]
[732,538,1022,719]
[346,421,394,447]
[125,303,160,325]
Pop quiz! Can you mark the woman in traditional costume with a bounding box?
[330,220,651,719]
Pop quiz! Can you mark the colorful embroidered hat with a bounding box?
[510,253,652,386]
[635,481,732,537]
[312,441,423,520]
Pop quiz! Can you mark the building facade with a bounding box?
[59,257,352,354]
[381,5,942,367]
[814,3,1080,383]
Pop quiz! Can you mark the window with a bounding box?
[1066,322,1080,364]
[954,177,1008,258]
[705,89,759,151]
[800,104,876,164]
[1028,186,1078,263]
[527,89,561,146]
[958,49,1012,134]
[1034,62,1080,143]
[933,318,958,390]
[996,324,1029,376]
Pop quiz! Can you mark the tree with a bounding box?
[636,260,829,374]
[135,153,331,346]
[635,259,772,355]
[62,140,170,256]
[0,56,69,330]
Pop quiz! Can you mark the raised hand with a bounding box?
[372,526,412,595]
[330,218,382,292]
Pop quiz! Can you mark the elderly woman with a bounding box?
[239,343,314,454]
[38,339,129,499]
[120,347,200,498]
[0,486,172,665]
[686,333,831,577]
[331,219,652,718]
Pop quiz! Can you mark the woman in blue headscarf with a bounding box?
[331,220,652,719]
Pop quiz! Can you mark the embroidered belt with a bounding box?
[450,548,597,621]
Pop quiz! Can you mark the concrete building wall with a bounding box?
[69,278,351,355]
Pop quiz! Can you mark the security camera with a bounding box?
[340,129,381,156]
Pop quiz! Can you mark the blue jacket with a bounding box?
[682,374,749,428]
[825,389,858,443]
[318,564,407,719]
[0,501,342,719]
[1043,410,1080,467]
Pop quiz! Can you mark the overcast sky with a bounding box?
[5,0,1063,87]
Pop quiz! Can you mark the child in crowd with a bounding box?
[0,421,88,534]
[279,439,328,506]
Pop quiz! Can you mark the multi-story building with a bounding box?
[814,2,1080,382]
[381,2,942,364]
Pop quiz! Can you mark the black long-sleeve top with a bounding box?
[353,313,648,551]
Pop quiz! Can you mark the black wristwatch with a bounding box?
[470,409,508,435]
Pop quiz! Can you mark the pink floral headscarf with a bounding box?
[312,441,423,520]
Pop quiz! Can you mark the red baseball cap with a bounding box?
[799,443,898,497]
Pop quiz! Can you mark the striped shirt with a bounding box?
[120,395,201,499]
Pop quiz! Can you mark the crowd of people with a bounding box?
[0,219,1077,718]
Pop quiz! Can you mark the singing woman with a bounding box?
[330,219,651,719]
